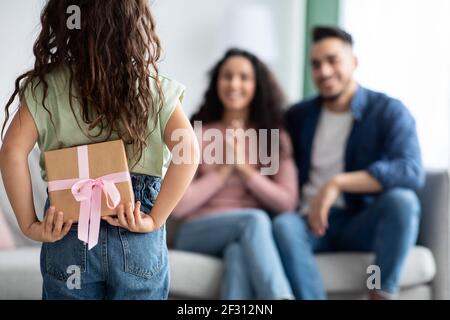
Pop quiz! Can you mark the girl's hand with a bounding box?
[102,201,157,233]
[27,206,73,243]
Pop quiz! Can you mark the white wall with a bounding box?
[0,0,47,224]
[0,0,305,221]
[153,0,305,115]
[0,0,44,122]
[342,0,450,169]
[0,0,305,120]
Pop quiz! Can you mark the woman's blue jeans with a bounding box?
[174,208,294,299]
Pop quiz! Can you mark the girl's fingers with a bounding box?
[60,220,73,238]
[44,207,56,235]
[125,202,136,229]
[102,216,120,227]
[133,201,142,224]
[116,205,128,228]
[52,212,64,237]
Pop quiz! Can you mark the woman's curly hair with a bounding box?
[2,0,164,166]
[191,48,285,130]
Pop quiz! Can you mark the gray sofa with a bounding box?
[167,170,449,300]
[1,169,449,300]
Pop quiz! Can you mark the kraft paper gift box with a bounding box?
[44,140,134,249]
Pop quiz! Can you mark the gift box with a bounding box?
[44,140,134,249]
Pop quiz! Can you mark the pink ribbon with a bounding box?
[48,145,131,250]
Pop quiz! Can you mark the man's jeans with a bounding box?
[273,188,421,299]
[175,209,294,299]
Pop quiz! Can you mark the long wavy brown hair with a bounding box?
[191,48,285,130]
[1,0,164,167]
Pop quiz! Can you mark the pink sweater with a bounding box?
[173,122,299,221]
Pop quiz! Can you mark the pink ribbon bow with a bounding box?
[48,145,131,250]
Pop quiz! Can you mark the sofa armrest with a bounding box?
[417,170,450,300]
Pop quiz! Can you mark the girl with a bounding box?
[0,0,199,300]
[173,48,298,299]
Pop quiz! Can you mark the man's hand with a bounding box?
[307,171,383,236]
[26,206,73,243]
[102,201,158,233]
[308,179,340,236]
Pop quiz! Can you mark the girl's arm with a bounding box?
[147,102,200,227]
[104,102,200,232]
[0,102,73,242]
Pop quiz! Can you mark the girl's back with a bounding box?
[0,0,199,300]
[23,66,185,181]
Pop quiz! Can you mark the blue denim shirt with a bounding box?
[285,85,425,213]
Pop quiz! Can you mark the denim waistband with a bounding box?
[130,173,161,211]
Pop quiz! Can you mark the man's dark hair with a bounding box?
[312,26,353,46]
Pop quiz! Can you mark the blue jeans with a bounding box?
[174,209,294,300]
[40,174,169,300]
[272,188,421,299]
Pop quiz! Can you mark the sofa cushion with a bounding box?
[318,246,436,293]
[327,284,432,300]
[0,209,15,249]
[0,247,42,300]
[169,250,223,299]
[168,246,435,299]
[0,246,435,300]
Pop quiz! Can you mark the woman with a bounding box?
[172,48,298,299]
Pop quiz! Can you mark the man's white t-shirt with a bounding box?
[300,108,354,214]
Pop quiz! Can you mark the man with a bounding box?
[273,26,424,300]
